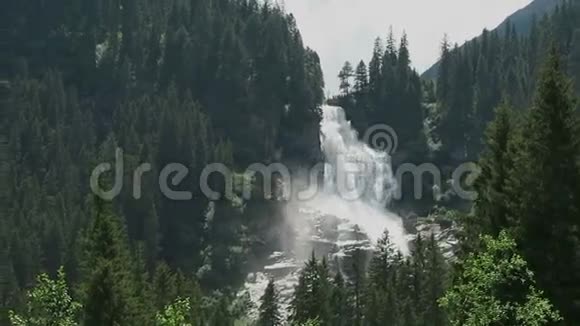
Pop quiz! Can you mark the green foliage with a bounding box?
[440,232,561,326]
[367,230,397,289]
[432,2,580,160]
[338,62,354,95]
[8,268,80,326]
[289,232,449,326]
[290,254,332,325]
[3,0,324,322]
[300,319,321,326]
[258,280,282,326]
[506,47,580,322]
[208,295,234,326]
[363,231,449,326]
[156,297,192,326]
[329,273,353,326]
[473,103,515,238]
[82,201,144,326]
[569,29,580,94]
[334,29,425,155]
[6,0,580,325]
[151,263,203,324]
[459,45,580,323]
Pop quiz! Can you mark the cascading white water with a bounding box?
[310,105,407,249]
[321,105,395,203]
[242,105,408,318]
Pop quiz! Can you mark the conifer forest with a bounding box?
[2,0,580,325]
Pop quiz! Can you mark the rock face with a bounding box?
[409,216,459,260]
[241,205,377,320]
[241,211,459,322]
[243,253,300,321]
[242,211,460,318]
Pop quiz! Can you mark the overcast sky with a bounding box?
[283,0,534,93]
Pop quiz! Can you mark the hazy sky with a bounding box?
[283,0,534,93]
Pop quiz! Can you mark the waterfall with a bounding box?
[242,105,408,318]
[315,105,407,248]
[321,105,395,203]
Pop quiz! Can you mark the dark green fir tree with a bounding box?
[507,47,580,323]
[258,279,282,326]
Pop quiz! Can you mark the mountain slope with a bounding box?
[494,0,563,34]
[422,0,563,80]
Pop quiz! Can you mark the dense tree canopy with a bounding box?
[2,0,323,324]
[333,30,425,157]
[440,232,561,326]
[4,0,580,325]
[431,2,580,160]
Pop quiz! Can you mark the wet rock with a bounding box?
[411,217,459,260]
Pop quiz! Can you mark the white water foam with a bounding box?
[242,105,408,319]
[311,105,407,250]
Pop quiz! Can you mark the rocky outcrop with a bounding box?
[407,215,459,260]
[240,204,460,320]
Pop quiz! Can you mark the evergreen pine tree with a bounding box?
[352,60,370,130]
[436,35,451,106]
[354,61,369,96]
[152,262,178,310]
[442,50,473,157]
[290,253,332,326]
[474,103,515,237]
[291,254,319,325]
[368,230,396,289]
[338,61,354,96]
[397,32,411,78]
[569,29,580,96]
[423,234,448,326]
[507,48,580,322]
[209,296,233,326]
[368,38,383,116]
[258,279,282,326]
[82,199,142,326]
[315,258,333,326]
[329,272,352,326]
[385,27,398,65]
[365,231,405,326]
[410,234,428,324]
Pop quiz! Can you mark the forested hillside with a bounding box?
[300,1,580,325]
[1,0,324,324]
[340,0,580,168]
[4,0,580,325]
[421,0,565,80]
[432,0,580,160]
[333,30,425,160]
[494,0,564,34]
[332,0,580,166]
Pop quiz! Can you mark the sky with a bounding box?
[282,0,534,93]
